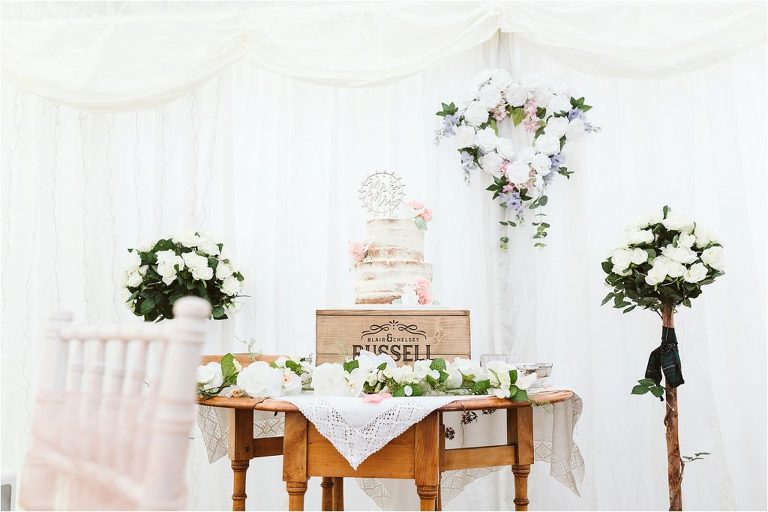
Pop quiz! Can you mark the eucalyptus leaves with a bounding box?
[122,231,244,321]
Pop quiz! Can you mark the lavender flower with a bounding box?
[567,108,584,121]
[500,190,525,218]
[460,150,477,182]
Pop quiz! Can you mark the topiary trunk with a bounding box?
[661,306,682,511]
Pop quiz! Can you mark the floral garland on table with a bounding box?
[197,351,536,403]
[197,354,313,399]
[123,231,244,321]
[435,69,598,248]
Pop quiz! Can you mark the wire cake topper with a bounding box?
[358,170,405,218]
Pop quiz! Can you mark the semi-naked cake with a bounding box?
[354,219,432,304]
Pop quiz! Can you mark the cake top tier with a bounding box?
[366,218,424,254]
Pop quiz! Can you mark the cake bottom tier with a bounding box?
[354,260,432,305]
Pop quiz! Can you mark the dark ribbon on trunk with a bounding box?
[645,326,684,397]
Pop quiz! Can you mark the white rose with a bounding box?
[684,262,709,283]
[514,369,538,391]
[472,69,493,88]
[474,128,499,152]
[383,364,416,385]
[496,138,516,160]
[126,271,143,288]
[451,358,485,381]
[138,265,148,276]
[534,135,560,156]
[630,248,648,265]
[197,362,224,391]
[544,116,569,138]
[507,161,531,185]
[156,250,183,267]
[197,237,220,256]
[566,118,586,140]
[533,87,552,106]
[478,84,503,109]
[694,227,718,248]
[126,251,141,271]
[701,246,725,271]
[444,366,463,389]
[666,260,687,278]
[661,244,698,264]
[531,153,552,175]
[645,262,669,286]
[173,231,201,248]
[548,94,572,114]
[413,360,440,381]
[346,367,370,396]
[157,263,178,286]
[312,363,351,396]
[454,124,476,149]
[237,361,284,398]
[479,152,504,174]
[624,229,655,245]
[463,101,489,127]
[611,248,632,273]
[677,233,697,249]
[486,360,512,395]
[222,276,242,296]
[282,370,303,396]
[216,263,234,280]
[504,84,528,107]
[662,213,694,233]
[489,69,512,89]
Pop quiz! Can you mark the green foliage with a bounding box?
[631,378,665,401]
[436,102,458,117]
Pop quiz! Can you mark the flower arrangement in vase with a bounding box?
[601,206,724,511]
[122,231,244,321]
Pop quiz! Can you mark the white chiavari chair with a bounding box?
[20,296,211,510]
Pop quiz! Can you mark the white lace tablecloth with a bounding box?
[197,389,584,509]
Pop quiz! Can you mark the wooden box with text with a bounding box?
[315,308,470,364]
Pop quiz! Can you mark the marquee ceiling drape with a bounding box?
[2,1,766,111]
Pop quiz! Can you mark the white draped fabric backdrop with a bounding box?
[1,2,766,510]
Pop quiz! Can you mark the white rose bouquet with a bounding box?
[601,205,724,315]
[601,205,724,511]
[436,69,598,248]
[122,231,244,321]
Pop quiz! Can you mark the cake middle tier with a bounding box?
[354,260,433,304]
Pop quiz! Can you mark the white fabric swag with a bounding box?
[1,1,766,110]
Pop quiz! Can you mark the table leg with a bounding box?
[415,412,440,511]
[436,475,442,511]
[321,477,334,510]
[332,477,344,510]
[283,412,309,511]
[228,409,254,511]
[512,465,530,511]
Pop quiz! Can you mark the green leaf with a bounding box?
[638,378,656,386]
[600,292,614,306]
[694,452,711,456]
[631,385,649,395]
[221,353,238,383]
[663,205,670,218]
[414,217,428,231]
[601,260,613,274]
[139,298,155,315]
[430,358,446,372]
[510,107,526,126]
[472,379,491,395]
[343,359,360,373]
[512,388,528,402]
[650,386,664,398]
[212,306,226,319]
[623,305,637,314]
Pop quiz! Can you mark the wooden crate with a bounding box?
[315,308,470,364]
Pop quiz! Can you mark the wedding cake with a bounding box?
[353,219,432,304]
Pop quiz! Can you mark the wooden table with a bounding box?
[199,390,574,511]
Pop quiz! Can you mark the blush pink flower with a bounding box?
[414,278,430,293]
[406,200,425,210]
[417,288,434,306]
[420,209,433,222]
[502,184,516,193]
[363,392,392,403]
[348,241,369,262]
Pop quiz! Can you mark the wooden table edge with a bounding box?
[196,390,575,412]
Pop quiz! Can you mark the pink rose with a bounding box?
[420,209,433,222]
[348,241,369,262]
[502,184,515,193]
[414,278,430,293]
[406,200,425,210]
[417,289,433,306]
[363,392,392,403]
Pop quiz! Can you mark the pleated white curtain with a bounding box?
[1,3,766,511]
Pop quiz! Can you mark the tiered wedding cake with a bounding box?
[354,219,432,304]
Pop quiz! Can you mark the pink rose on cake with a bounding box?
[348,241,370,263]
[414,278,434,305]
[405,199,434,231]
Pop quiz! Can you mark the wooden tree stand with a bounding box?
[662,306,682,511]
